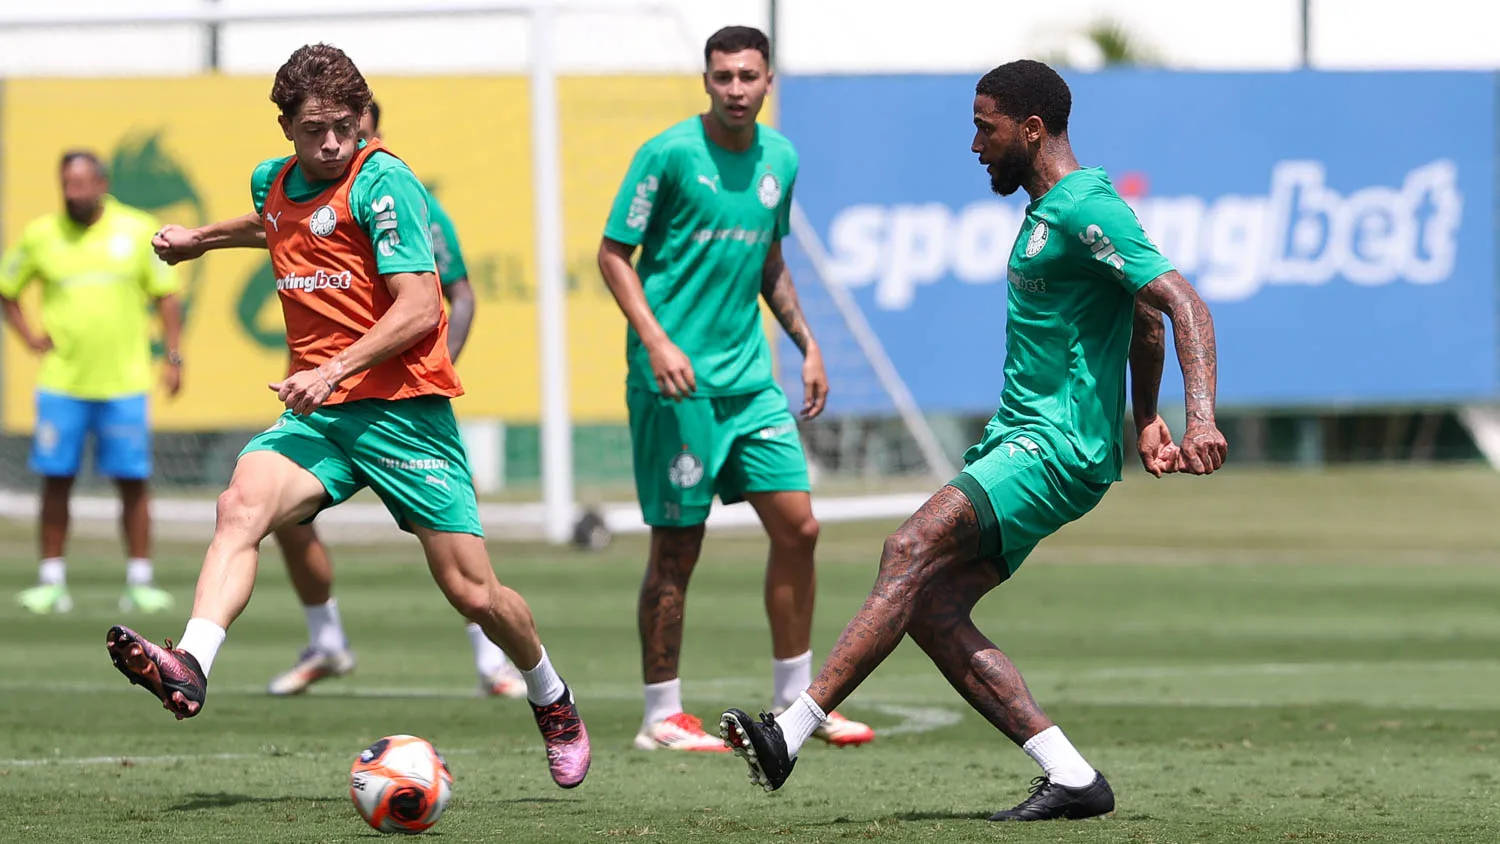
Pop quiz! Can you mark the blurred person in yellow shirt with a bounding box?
[2,150,183,615]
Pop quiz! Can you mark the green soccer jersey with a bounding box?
[604,117,798,396]
[999,167,1174,483]
[425,191,469,286]
[250,141,435,275]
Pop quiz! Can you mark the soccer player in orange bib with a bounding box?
[103,44,590,790]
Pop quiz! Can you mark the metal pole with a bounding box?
[767,0,778,70]
[530,0,575,544]
[206,0,221,71]
[1299,0,1311,68]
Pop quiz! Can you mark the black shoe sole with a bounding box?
[719,709,788,793]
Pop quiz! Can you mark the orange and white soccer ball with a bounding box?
[349,735,454,834]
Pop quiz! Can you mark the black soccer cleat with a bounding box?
[988,772,1115,821]
[106,625,208,720]
[719,708,796,793]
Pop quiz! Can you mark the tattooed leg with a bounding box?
[638,524,707,683]
[805,485,982,712]
[906,562,1054,744]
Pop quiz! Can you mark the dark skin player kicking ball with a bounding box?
[721,59,1226,822]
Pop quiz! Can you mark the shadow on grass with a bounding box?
[804,810,996,826]
[170,792,346,811]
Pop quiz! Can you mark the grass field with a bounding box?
[4,466,1500,842]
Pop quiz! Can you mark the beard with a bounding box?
[987,143,1030,196]
[64,199,98,224]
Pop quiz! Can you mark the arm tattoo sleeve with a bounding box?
[1139,272,1218,424]
[1129,298,1166,425]
[761,251,815,355]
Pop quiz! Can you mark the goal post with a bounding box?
[0,2,957,542]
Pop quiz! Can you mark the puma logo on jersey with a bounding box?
[1005,436,1042,457]
[264,211,282,232]
[698,174,720,193]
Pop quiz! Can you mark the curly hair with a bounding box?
[975,60,1071,134]
[270,44,372,119]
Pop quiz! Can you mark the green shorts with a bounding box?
[628,386,810,527]
[948,427,1109,577]
[239,395,482,536]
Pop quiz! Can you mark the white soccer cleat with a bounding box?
[482,662,528,699]
[633,712,733,752]
[812,710,876,747]
[267,647,357,696]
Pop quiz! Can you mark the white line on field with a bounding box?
[0,704,961,767]
[867,704,963,736]
[0,748,487,768]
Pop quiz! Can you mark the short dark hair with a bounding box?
[704,25,771,67]
[270,43,372,120]
[975,60,1071,135]
[59,150,107,179]
[367,99,382,132]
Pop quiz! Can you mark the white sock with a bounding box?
[1022,725,1096,788]
[177,618,227,677]
[778,691,827,759]
[467,623,508,679]
[771,651,813,712]
[643,678,683,727]
[303,599,348,655]
[519,645,566,706]
[39,557,65,586]
[125,558,154,586]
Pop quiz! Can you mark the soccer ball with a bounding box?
[349,735,454,834]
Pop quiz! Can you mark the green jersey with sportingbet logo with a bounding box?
[604,117,798,396]
[998,167,1174,482]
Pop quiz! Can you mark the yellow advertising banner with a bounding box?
[0,73,711,431]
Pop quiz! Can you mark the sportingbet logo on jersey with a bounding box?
[276,269,354,292]
[823,159,1462,309]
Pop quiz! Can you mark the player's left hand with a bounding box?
[270,367,337,416]
[801,346,829,419]
[161,362,183,399]
[1178,419,1228,475]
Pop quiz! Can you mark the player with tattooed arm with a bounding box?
[722,59,1226,821]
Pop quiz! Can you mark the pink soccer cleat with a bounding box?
[105,625,208,720]
[531,685,591,788]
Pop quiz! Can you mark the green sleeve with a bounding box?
[351,156,436,276]
[603,139,670,246]
[424,191,469,285]
[250,157,290,216]
[0,228,37,300]
[1066,186,1174,294]
[775,175,796,242]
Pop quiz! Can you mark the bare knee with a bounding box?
[215,483,272,538]
[444,578,495,622]
[646,525,705,585]
[773,514,820,554]
[879,527,957,602]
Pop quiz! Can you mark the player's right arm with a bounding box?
[153,157,289,265]
[1129,298,1177,477]
[0,229,52,353]
[597,140,696,398]
[152,213,265,266]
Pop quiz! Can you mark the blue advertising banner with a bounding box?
[777,71,1495,414]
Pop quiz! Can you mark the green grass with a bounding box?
[4,466,1500,842]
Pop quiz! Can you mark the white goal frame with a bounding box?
[0,2,954,542]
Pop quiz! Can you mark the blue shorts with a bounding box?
[31,391,152,480]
